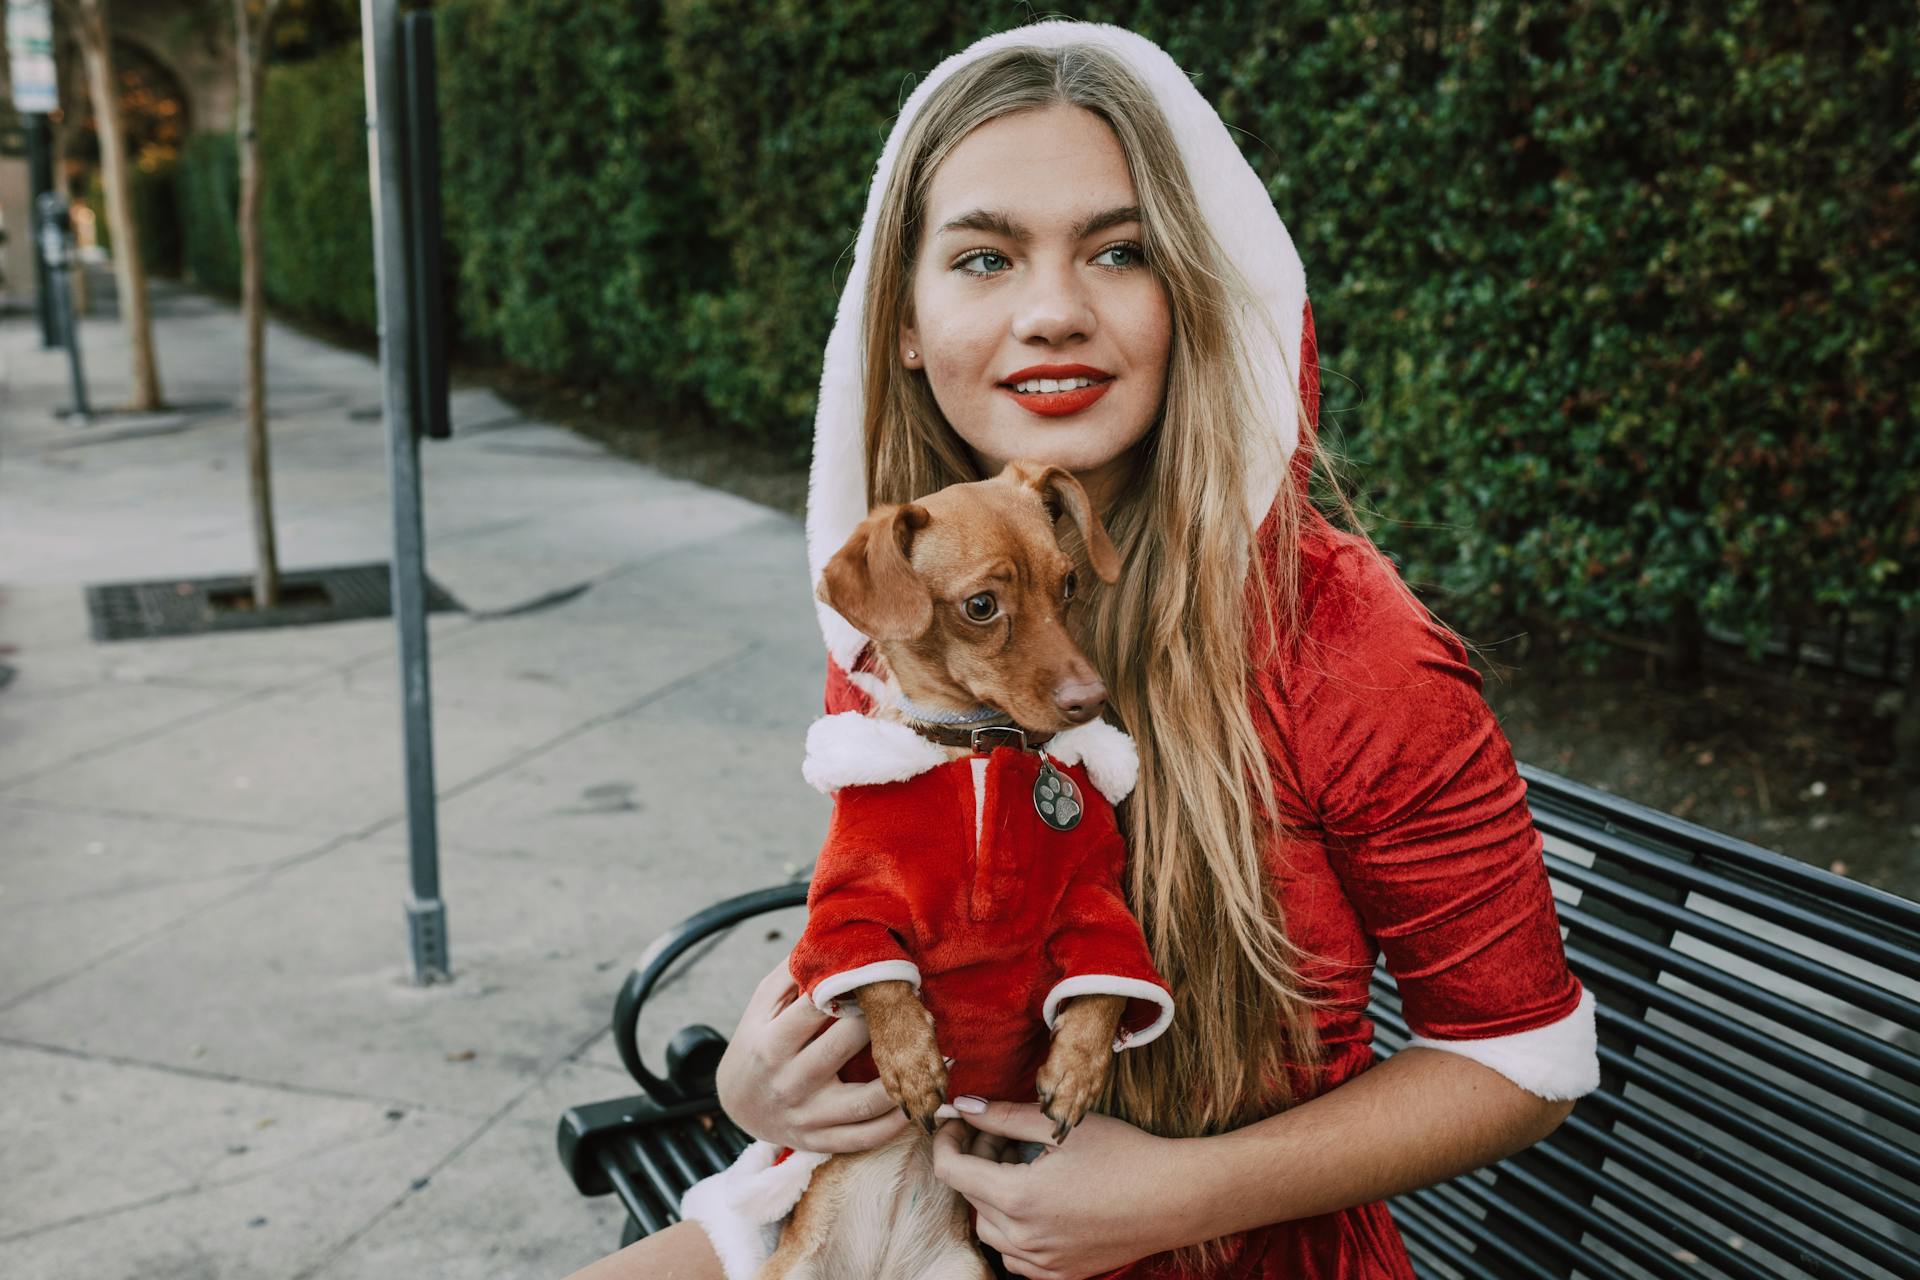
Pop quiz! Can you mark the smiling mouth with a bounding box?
[998,377,1115,418]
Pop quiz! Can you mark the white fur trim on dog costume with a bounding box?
[1041,974,1175,1052]
[806,21,1310,672]
[809,959,924,1015]
[1404,984,1601,1101]
[802,711,1140,807]
[1042,719,1139,805]
[802,712,951,793]
[679,1140,832,1280]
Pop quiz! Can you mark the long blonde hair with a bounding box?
[857,39,1359,1160]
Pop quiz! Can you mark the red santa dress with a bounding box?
[812,503,1602,1280]
[687,21,1599,1276]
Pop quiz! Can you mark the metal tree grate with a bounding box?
[85,563,462,642]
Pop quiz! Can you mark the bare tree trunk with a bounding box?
[234,0,284,607]
[64,0,162,410]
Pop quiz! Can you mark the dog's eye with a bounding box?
[964,593,998,622]
[1062,571,1077,602]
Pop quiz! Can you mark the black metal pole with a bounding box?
[401,11,449,441]
[362,0,447,983]
[36,191,90,423]
[24,114,58,348]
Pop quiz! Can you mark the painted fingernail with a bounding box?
[955,1095,987,1114]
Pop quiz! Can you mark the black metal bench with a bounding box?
[557,766,1920,1277]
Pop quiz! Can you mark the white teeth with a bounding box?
[1012,377,1096,394]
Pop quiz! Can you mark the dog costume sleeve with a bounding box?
[1040,860,1174,1052]
[1276,534,1599,1102]
[786,783,922,1013]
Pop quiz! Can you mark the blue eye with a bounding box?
[1095,242,1145,269]
[955,250,1009,276]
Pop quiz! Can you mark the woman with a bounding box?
[566,19,1597,1280]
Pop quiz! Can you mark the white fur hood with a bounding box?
[805,20,1311,672]
[802,712,1140,807]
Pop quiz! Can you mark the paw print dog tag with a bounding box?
[1033,758,1082,832]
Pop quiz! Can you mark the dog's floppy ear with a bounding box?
[1004,460,1122,584]
[817,502,934,641]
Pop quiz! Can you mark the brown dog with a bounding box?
[760,460,1135,1279]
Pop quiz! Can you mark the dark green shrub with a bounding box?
[176,131,241,295]
[437,0,727,410]
[141,2,1917,653]
[255,44,377,331]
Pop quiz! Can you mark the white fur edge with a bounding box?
[1405,984,1601,1102]
[679,1139,832,1280]
[807,20,1308,670]
[1042,720,1139,804]
[809,959,924,1015]
[1041,974,1175,1053]
[802,711,1140,805]
[801,712,950,793]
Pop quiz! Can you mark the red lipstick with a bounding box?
[998,364,1115,418]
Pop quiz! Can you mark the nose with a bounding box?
[1052,676,1107,724]
[1011,258,1095,346]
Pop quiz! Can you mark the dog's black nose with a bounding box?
[1053,678,1107,723]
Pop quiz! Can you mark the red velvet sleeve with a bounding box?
[1278,539,1596,1096]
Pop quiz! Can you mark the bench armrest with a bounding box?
[614,882,810,1103]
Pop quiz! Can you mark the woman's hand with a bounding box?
[930,1100,1204,1280]
[713,958,916,1153]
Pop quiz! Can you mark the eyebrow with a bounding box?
[936,204,1143,242]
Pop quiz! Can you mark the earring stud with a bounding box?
[906,350,917,359]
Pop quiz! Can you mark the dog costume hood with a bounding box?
[805,19,1319,672]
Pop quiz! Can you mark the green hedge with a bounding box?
[1228,2,1920,653]
[435,0,725,412]
[176,131,240,294]
[159,2,1918,653]
[174,45,374,331]
[255,45,377,331]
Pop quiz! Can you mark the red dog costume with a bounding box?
[789,712,1174,1104]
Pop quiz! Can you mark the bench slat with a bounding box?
[1559,904,1919,1084]
[1396,1185,1568,1280]
[1522,766,1920,940]
[1535,817,1920,979]
[1373,1005,1916,1277]
[1566,947,1920,1132]
[1448,1161,1694,1280]
[1552,858,1920,1026]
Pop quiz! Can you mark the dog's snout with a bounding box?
[1052,677,1107,724]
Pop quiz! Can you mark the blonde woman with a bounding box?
[565,20,1598,1280]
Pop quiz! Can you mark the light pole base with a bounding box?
[406,896,450,985]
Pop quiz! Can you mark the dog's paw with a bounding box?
[1036,992,1126,1142]
[1035,1053,1108,1143]
[867,1000,949,1134]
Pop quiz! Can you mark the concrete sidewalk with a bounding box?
[1,282,827,1277]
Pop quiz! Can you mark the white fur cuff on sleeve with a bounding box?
[1042,974,1175,1052]
[1405,985,1600,1101]
[809,960,923,1015]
